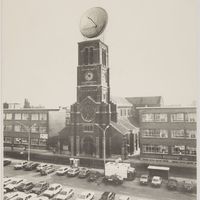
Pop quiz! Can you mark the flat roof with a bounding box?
[3,108,60,111]
[136,106,196,109]
[147,165,170,171]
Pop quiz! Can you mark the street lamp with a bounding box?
[14,121,36,161]
[95,124,110,173]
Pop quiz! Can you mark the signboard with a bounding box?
[40,134,48,139]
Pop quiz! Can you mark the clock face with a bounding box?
[80,104,96,122]
[85,71,94,81]
[80,7,108,38]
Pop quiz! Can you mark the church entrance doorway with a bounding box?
[83,136,95,156]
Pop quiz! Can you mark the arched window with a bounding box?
[84,48,89,65]
[89,47,94,64]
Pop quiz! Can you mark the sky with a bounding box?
[2,0,198,108]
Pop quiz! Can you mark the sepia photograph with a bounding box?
[1,0,198,200]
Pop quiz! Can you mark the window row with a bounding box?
[141,129,196,139]
[4,137,47,146]
[4,125,47,133]
[141,113,196,123]
[142,144,196,155]
[83,125,94,132]
[119,108,131,117]
[4,113,47,121]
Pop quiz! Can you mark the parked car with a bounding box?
[167,178,178,190]
[36,163,48,172]
[4,177,15,187]
[118,195,130,200]
[30,181,49,195]
[67,168,80,177]
[4,159,12,166]
[52,187,74,200]
[13,192,37,200]
[139,174,149,185]
[42,183,62,198]
[40,166,55,176]
[78,168,90,178]
[29,197,49,200]
[151,176,162,187]
[56,166,70,176]
[99,192,115,200]
[4,178,26,192]
[24,162,39,171]
[183,180,194,192]
[87,171,102,182]
[16,180,35,192]
[14,161,28,170]
[76,191,94,200]
[4,192,23,200]
[103,175,123,185]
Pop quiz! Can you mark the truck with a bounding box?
[104,162,136,185]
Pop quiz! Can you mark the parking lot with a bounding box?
[4,158,197,200]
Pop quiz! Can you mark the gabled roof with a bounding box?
[126,96,162,107]
[111,96,132,107]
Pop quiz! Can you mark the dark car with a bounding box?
[24,162,39,171]
[87,171,103,182]
[30,181,49,195]
[99,192,115,200]
[78,168,90,178]
[40,166,55,176]
[103,175,123,185]
[4,159,11,166]
[16,180,34,192]
[167,178,178,190]
[183,180,194,192]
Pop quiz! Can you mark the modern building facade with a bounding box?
[137,106,197,161]
[3,107,66,150]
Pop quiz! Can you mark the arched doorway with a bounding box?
[83,136,95,156]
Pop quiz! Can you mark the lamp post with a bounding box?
[95,124,110,173]
[15,121,36,161]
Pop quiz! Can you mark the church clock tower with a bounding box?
[70,7,117,158]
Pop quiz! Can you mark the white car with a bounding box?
[53,188,74,200]
[4,177,15,187]
[36,163,48,172]
[14,161,28,170]
[29,197,49,200]
[5,178,26,192]
[13,193,37,200]
[118,195,131,200]
[42,183,62,198]
[4,192,23,200]
[151,176,162,187]
[76,191,94,200]
[56,167,70,176]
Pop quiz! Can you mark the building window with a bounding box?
[84,48,89,65]
[14,125,21,132]
[141,114,154,122]
[3,113,6,119]
[142,144,168,154]
[185,146,196,155]
[5,113,12,120]
[31,125,39,133]
[21,138,28,144]
[4,137,12,144]
[102,48,107,66]
[39,139,47,146]
[31,138,39,145]
[31,114,39,120]
[171,130,185,138]
[15,113,21,120]
[83,125,94,132]
[89,47,94,64]
[154,114,168,122]
[39,127,47,133]
[171,145,185,155]
[185,130,196,139]
[142,129,168,138]
[185,113,196,122]
[4,125,12,132]
[39,113,47,121]
[171,113,184,122]
[22,113,29,120]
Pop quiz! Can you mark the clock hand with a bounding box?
[87,16,97,27]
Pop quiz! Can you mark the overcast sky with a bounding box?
[2,0,197,108]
